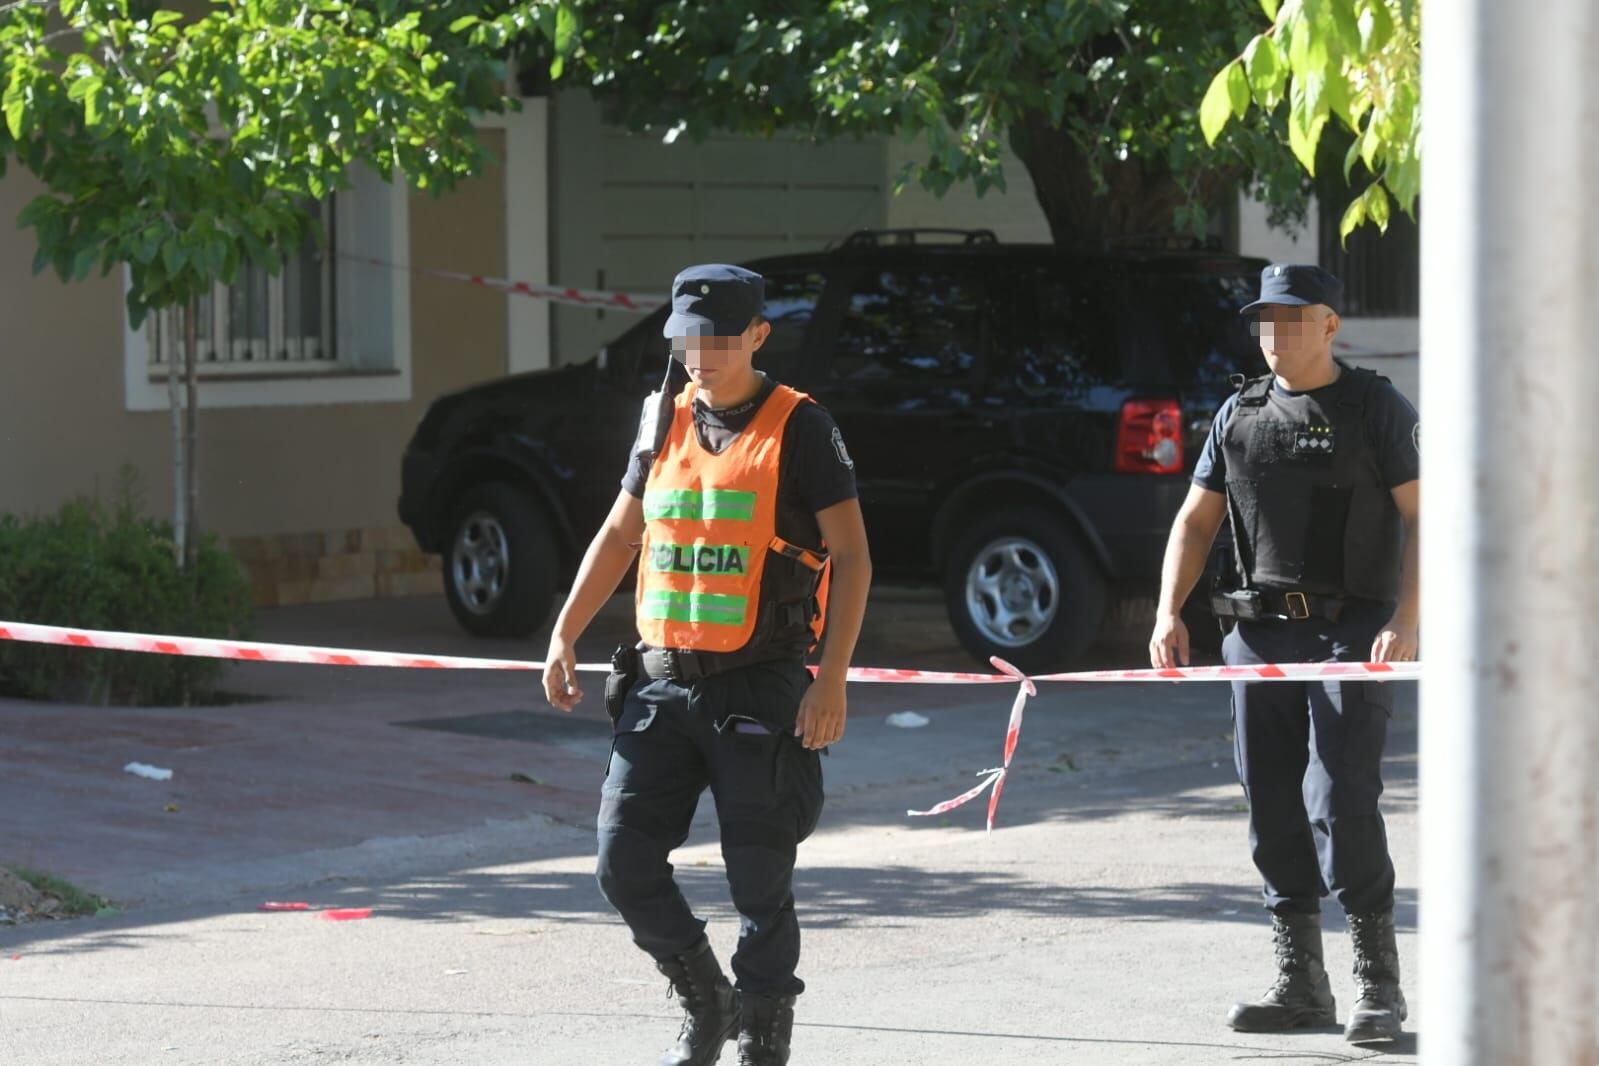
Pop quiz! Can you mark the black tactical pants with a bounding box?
[596,657,824,997]
[1222,601,1398,917]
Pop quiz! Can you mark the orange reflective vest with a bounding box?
[637,382,830,653]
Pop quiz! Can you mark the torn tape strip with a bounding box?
[338,254,667,313]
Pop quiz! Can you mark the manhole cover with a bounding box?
[393,710,609,743]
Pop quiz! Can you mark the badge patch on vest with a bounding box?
[648,542,749,575]
[1291,423,1336,457]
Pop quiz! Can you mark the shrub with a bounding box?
[0,480,253,705]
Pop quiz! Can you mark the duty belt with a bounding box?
[635,643,800,683]
[1211,588,1348,623]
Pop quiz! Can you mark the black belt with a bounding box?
[636,643,799,683]
[1211,588,1347,622]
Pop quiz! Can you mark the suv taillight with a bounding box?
[1114,397,1184,475]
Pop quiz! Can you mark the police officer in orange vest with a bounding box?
[543,264,872,1065]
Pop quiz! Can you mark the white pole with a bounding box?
[1420,0,1599,1062]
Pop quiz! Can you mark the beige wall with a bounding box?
[885,137,1052,243]
[0,131,509,542]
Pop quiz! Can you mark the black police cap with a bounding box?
[662,264,765,338]
[1239,263,1344,316]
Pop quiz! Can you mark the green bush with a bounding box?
[0,483,253,706]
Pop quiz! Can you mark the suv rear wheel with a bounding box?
[943,507,1107,673]
[443,483,557,638]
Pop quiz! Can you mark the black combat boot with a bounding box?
[1226,911,1338,1032]
[1344,909,1407,1044]
[736,993,795,1066]
[655,940,740,1066]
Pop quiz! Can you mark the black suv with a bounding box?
[399,230,1265,671]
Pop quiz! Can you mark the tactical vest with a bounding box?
[1221,364,1402,601]
[637,382,831,654]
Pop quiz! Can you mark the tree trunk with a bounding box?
[183,294,200,574]
[165,305,187,569]
[1010,110,1241,245]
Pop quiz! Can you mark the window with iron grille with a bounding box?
[148,199,336,375]
[1317,197,1419,317]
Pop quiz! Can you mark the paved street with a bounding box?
[0,594,1418,1064]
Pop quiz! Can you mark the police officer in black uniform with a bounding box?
[543,264,871,1065]
[1149,264,1419,1045]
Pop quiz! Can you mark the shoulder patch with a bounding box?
[830,426,854,469]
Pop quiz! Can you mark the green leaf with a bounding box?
[1261,0,1281,18]
[554,5,578,52]
[1359,119,1382,172]
[3,90,25,141]
[1359,0,1395,53]
[161,239,184,276]
[1325,69,1354,128]
[1288,111,1327,174]
[1226,58,1251,119]
[1338,195,1367,244]
[1244,34,1281,106]
[67,74,101,103]
[1366,181,1391,230]
[448,15,480,33]
[1343,134,1363,181]
[1330,1,1363,55]
[71,243,98,281]
[1199,63,1235,145]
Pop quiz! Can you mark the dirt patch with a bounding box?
[0,867,108,923]
[0,868,45,917]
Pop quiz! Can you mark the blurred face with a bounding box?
[669,318,770,389]
[1250,303,1339,377]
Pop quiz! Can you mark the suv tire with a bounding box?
[443,483,557,638]
[943,507,1107,673]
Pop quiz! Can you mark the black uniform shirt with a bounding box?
[1192,370,1420,493]
[621,374,858,550]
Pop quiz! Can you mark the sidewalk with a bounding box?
[0,589,974,907]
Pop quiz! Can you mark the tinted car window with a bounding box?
[756,269,828,382]
[989,266,1120,398]
[831,268,985,384]
[604,306,669,390]
[1131,272,1262,394]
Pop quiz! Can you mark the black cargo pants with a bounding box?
[596,657,825,997]
[1222,600,1398,917]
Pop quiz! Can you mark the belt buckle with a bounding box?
[1284,591,1311,620]
[663,649,699,682]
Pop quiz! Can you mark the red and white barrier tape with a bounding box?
[0,620,1418,831]
[339,253,666,313]
[907,656,1037,833]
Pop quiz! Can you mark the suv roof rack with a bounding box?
[1070,233,1225,253]
[834,228,1000,250]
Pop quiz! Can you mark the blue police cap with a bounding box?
[1239,263,1344,316]
[662,264,765,338]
